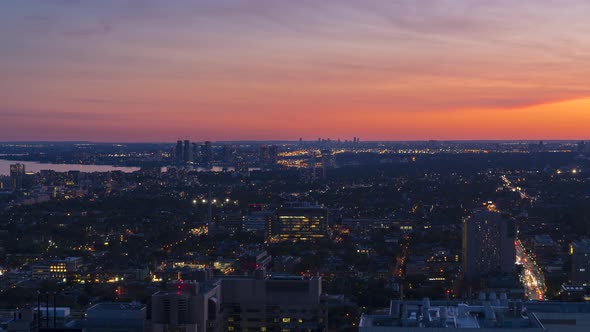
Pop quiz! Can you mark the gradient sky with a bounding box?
[1,0,590,142]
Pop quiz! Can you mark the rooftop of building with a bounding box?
[154,279,219,296]
[278,204,326,211]
[525,301,590,313]
[87,302,144,312]
[571,239,590,251]
[359,297,544,330]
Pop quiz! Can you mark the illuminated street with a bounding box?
[501,175,536,203]
[516,239,547,301]
[500,175,546,300]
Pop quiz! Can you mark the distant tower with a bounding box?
[192,143,199,162]
[221,145,233,171]
[310,156,318,181]
[268,145,278,166]
[462,210,516,281]
[201,141,213,166]
[10,163,26,191]
[183,140,192,163]
[578,141,589,153]
[222,145,233,164]
[175,140,183,164]
[259,145,269,167]
[236,157,249,177]
[322,149,334,171]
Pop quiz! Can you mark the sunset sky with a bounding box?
[1,0,590,142]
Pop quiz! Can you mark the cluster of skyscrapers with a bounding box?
[173,140,280,171]
[9,163,26,191]
[175,140,212,166]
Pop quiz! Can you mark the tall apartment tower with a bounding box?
[268,145,278,165]
[222,145,233,166]
[10,163,26,191]
[175,140,184,164]
[462,210,516,281]
[201,141,213,166]
[235,157,249,176]
[183,140,193,163]
[192,143,200,162]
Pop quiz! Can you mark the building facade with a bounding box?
[10,163,26,191]
[221,276,325,332]
[145,281,222,332]
[570,239,590,286]
[145,275,326,332]
[275,207,328,241]
[462,211,516,282]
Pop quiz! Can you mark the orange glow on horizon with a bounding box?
[2,1,590,141]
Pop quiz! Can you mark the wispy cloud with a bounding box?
[0,108,104,120]
[2,0,590,140]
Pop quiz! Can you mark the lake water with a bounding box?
[0,159,140,176]
[0,159,260,176]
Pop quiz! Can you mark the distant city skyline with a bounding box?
[2,0,590,141]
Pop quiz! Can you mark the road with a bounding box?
[500,175,545,300]
[501,175,536,203]
[394,234,410,278]
[515,238,547,301]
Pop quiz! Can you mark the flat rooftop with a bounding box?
[359,298,544,330]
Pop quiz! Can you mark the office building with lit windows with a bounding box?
[275,206,328,241]
[32,261,67,280]
[30,257,80,281]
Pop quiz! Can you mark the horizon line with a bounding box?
[1,139,589,144]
